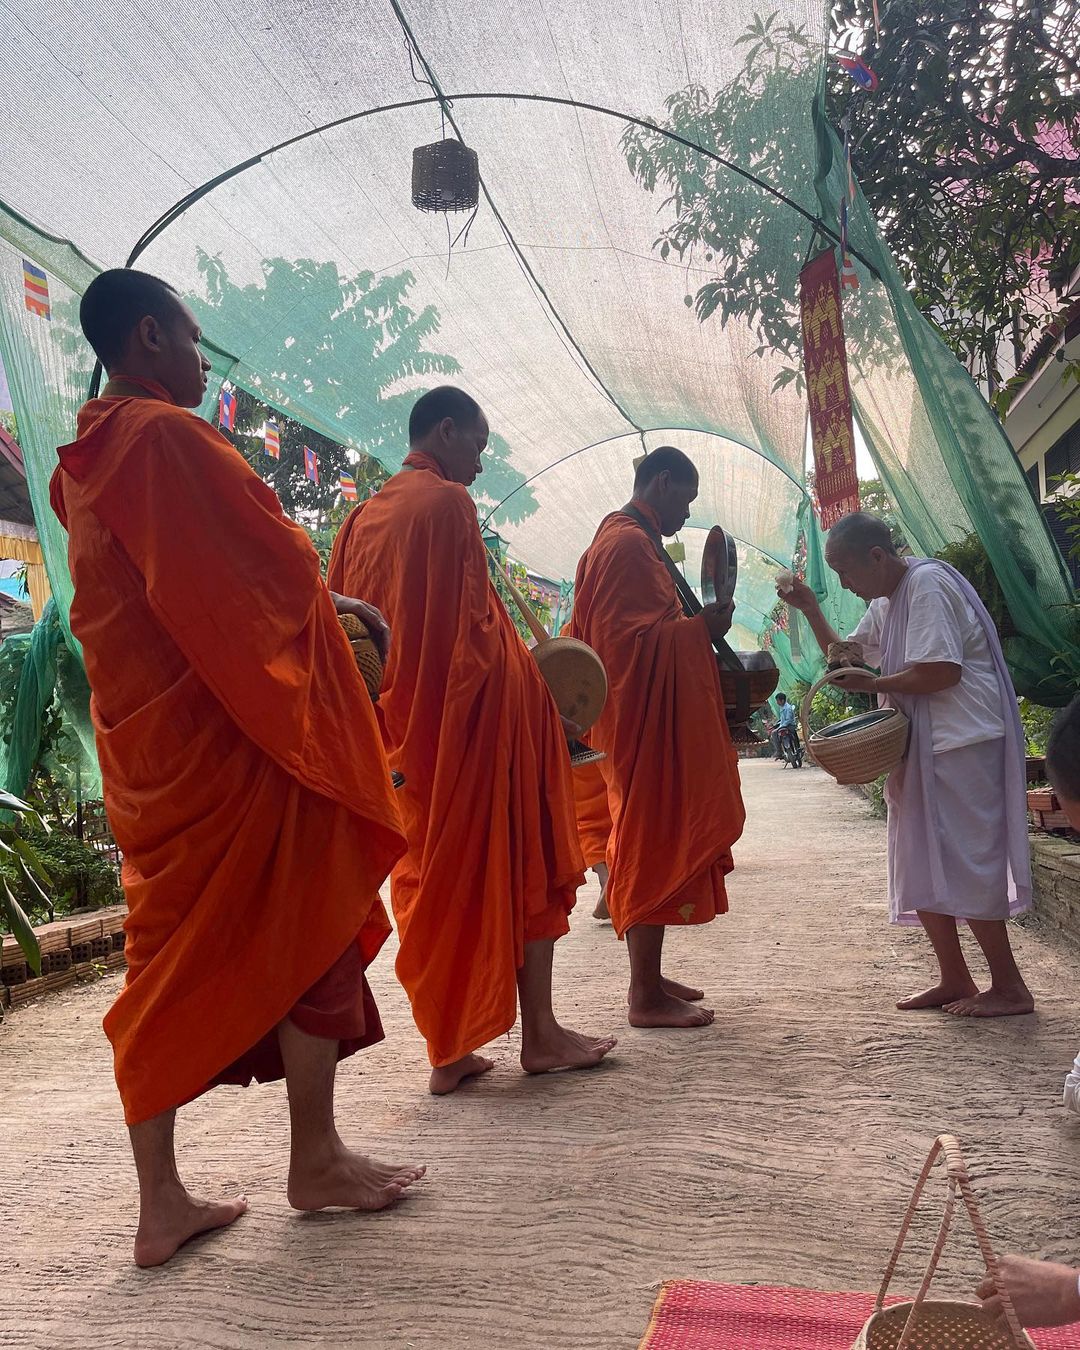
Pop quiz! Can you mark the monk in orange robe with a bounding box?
[51,269,423,1268]
[328,386,616,1095]
[570,446,745,1028]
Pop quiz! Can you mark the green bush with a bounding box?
[806,681,874,735]
[865,775,887,818]
[934,532,1014,638]
[1018,697,1056,758]
[0,826,121,922]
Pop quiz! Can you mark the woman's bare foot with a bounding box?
[520,1025,617,1074]
[628,990,715,1028]
[897,980,978,1011]
[945,986,1035,1018]
[429,1053,496,1096]
[287,1146,425,1212]
[134,1189,248,1268]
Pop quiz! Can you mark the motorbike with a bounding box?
[775,725,804,769]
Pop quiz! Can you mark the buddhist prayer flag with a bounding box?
[22,260,50,319]
[838,201,859,292]
[841,257,860,291]
[836,52,878,91]
[799,249,860,529]
[303,445,319,484]
[218,388,236,431]
[339,474,357,501]
[264,419,280,459]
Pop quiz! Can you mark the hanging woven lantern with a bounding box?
[412,139,480,213]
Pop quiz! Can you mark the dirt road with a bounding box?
[2,759,1078,1348]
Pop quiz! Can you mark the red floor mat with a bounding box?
[639,1281,1080,1349]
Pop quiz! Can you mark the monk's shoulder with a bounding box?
[401,473,483,541]
[101,399,232,472]
[591,513,656,565]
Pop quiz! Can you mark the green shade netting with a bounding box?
[0,0,1074,780]
[0,598,100,802]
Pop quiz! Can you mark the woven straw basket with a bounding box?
[800,674,909,785]
[854,1135,1035,1350]
[533,636,608,732]
[490,551,609,733]
[338,613,383,702]
[411,140,480,213]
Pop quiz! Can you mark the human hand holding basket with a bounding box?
[853,1135,1035,1350]
[799,671,909,785]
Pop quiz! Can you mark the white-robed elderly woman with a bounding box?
[784,512,1033,1018]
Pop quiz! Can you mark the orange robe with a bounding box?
[569,508,745,937]
[573,757,612,868]
[327,452,584,1067]
[51,380,405,1126]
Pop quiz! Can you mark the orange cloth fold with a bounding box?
[573,757,613,868]
[208,940,382,1092]
[327,451,584,1067]
[569,510,744,937]
[51,382,406,1125]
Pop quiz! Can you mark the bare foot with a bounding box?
[593,892,610,920]
[429,1053,496,1096]
[897,980,978,1011]
[134,1189,248,1268]
[662,976,704,1002]
[520,1025,617,1074]
[945,986,1035,1018]
[628,991,715,1028]
[287,1146,426,1212]
[626,977,705,1004]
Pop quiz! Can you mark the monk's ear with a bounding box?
[136,314,164,354]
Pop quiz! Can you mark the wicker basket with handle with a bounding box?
[854,1135,1035,1350]
[800,673,909,785]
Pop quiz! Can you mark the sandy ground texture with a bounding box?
[2,758,1079,1349]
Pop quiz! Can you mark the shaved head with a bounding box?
[826,511,898,560]
[409,385,483,444]
[824,511,907,603]
[634,445,698,492]
[631,444,699,538]
[80,268,186,369]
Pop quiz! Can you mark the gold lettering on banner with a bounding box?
[800,250,860,526]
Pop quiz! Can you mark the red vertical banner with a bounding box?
[800,249,860,529]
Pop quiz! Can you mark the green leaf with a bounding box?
[2,879,41,976]
[13,838,51,886]
[16,857,53,916]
